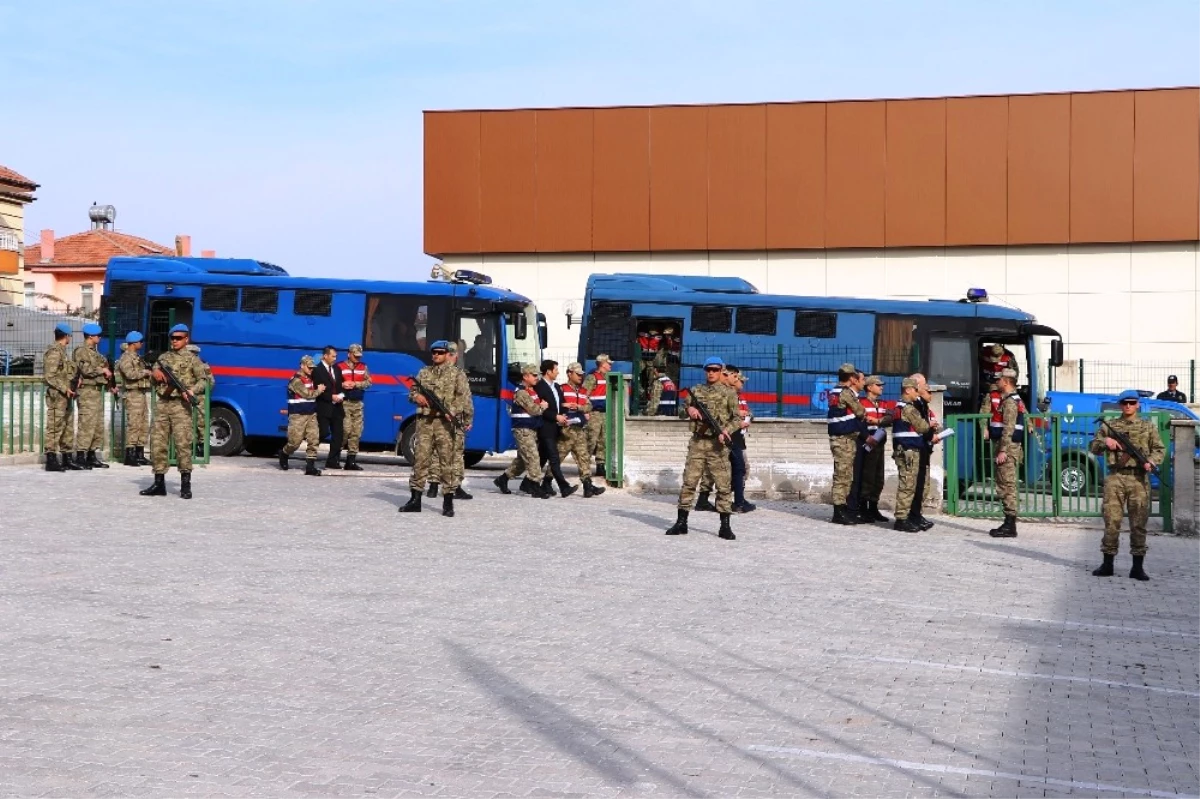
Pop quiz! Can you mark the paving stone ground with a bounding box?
[1,454,1197,798]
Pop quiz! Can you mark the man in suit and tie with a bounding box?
[313,345,345,470]
[534,359,577,497]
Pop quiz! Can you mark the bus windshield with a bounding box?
[506,303,541,384]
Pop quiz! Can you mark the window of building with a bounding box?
[293,290,333,317]
[874,316,917,374]
[80,284,94,315]
[794,311,837,339]
[201,286,239,311]
[735,307,777,336]
[691,305,732,333]
[23,281,35,309]
[241,288,279,314]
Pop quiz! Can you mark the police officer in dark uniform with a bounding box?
[1157,375,1187,404]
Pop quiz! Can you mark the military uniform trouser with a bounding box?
[679,436,732,513]
[44,391,71,454]
[504,428,544,482]
[587,411,607,465]
[557,424,592,475]
[829,435,858,505]
[124,390,150,447]
[892,449,920,520]
[1102,470,1151,556]
[429,419,466,483]
[151,397,194,474]
[193,396,207,447]
[994,443,1023,516]
[75,385,106,452]
[284,414,320,459]
[860,443,886,503]
[343,400,364,454]
[409,416,457,492]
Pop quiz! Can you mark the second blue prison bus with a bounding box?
[100,257,545,463]
[577,273,1063,419]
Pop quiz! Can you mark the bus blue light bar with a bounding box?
[966,288,988,302]
[453,270,492,285]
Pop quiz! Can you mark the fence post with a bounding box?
[775,344,784,417]
[1078,359,1084,393]
[1051,415,1062,516]
[1190,359,1195,404]
[604,372,625,488]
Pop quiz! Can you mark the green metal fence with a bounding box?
[945,411,1173,529]
[604,372,626,487]
[1057,359,1196,400]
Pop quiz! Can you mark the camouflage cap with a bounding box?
[300,354,315,367]
[521,362,540,376]
[901,377,919,389]
[595,354,612,365]
[348,343,363,355]
[839,362,857,374]
[566,361,584,373]
[864,375,883,387]
[1000,368,1018,379]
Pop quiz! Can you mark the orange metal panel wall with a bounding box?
[1071,92,1134,243]
[1007,94,1071,244]
[707,104,767,250]
[480,111,537,252]
[649,106,708,250]
[535,109,594,252]
[592,107,650,251]
[765,102,825,249]
[945,96,1008,245]
[1134,89,1200,241]
[886,99,946,247]
[424,112,480,255]
[826,101,886,248]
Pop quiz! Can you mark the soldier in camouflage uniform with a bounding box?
[558,362,606,498]
[827,363,866,525]
[72,322,114,469]
[427,341,474,500]
[185,344,214,459]
[891,378,932,532]
[117,331,153,467]
[495,363,550,497]
[336,343,371,471]
[988,369,1025,538]
[139,324,209,500]
[1088,390,1165,581]
[41,323,78,472]
[278,354,325,476]
[665,356,741,540]
[582,354,612,479]
[400,340,473,517]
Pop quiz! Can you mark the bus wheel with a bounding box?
[398,422,417,465]
[208,406,245,457]
[464,451,485,469]
[1059,456,1093,497]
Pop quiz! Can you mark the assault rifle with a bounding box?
[688,391,729,442]
[1097,418,1159,476]
[158,361,200,408]
[407,375,464,429]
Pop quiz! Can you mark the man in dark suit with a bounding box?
[534,359,577,497]
[313,345,345,469]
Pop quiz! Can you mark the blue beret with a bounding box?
[82,322,102,336]
[125,331,143,344]
[169,323,189,335]
[703,356,725,368]
[1117,389,1141,402]
[430,340,449,351]
[54,323,72,336]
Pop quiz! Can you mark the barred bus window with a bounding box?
[875,316,917,374]
[735,307,777,336]
[691,305,732,333]
[241,288,279,314]
[795,311,837,339]
[201,287,238,312]
[293,290,332,317]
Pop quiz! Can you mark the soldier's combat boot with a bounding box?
[718,513,736,540]
[123,447,137,466]
[665,509,689,536]
[583,480,606,498]
[869,501,889,523]
[442,494,455,518]
[135,446,151,466]
[893,517,919,533]
[304,460,322,476]
[86,450,109,469]
[399,490,422,513]
[278,450,290,471]
[61,451,83,470]
[989,515,1017,538]
[695,491,716,512]
[494,474,512,494]
[427,483,439,498]
[76,451,92,470]
[595,462,605,479]
[1091,553,1115,577]
[1129,555,1150,581]
[453,486,473,500]
[559,482,579,498]
[44,452,63,472]
[541,477,557,497]
[913,514,935,531]
[343,453,363,472]
[179,472,192,499]
[139,473,167,496]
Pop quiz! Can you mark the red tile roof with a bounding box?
[0,165,38,190]
[25,229,173,268]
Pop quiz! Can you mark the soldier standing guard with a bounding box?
[399,340,473,517]
[1089,390,1165,580]
[857,375,893,522]
[891,378,931,532]
[117,331,153,466]
[427,342,474,500]
[665,356,740,541]
[139,324,208,499]
[41,323,78,472]
[72,322,114,469]
[337,343,371,471]
[988,369,1026,538]
[185,344,214,458]
[558,362,606,498]
[827,363,866,525]
[582,354,612,480]
[494,364,550,497]
[278,354,325,475]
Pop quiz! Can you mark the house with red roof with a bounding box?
[0,164,38,307]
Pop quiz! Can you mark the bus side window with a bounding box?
[366,295,446,355]
[875,317,917,374]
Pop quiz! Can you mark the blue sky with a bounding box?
[5,0,1198,281]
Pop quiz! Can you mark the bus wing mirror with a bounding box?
[514,311,528,340]
[537,313,548,349]
[1050,339,1064,368]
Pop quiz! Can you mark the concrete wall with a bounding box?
[1171,421,1199,536]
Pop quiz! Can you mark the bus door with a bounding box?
[147,296,194,359]
[453,303,501,453]
[633,317,683,407]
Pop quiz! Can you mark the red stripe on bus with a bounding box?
[210,366,293,379]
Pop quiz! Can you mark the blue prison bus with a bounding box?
[100,257,545,463]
